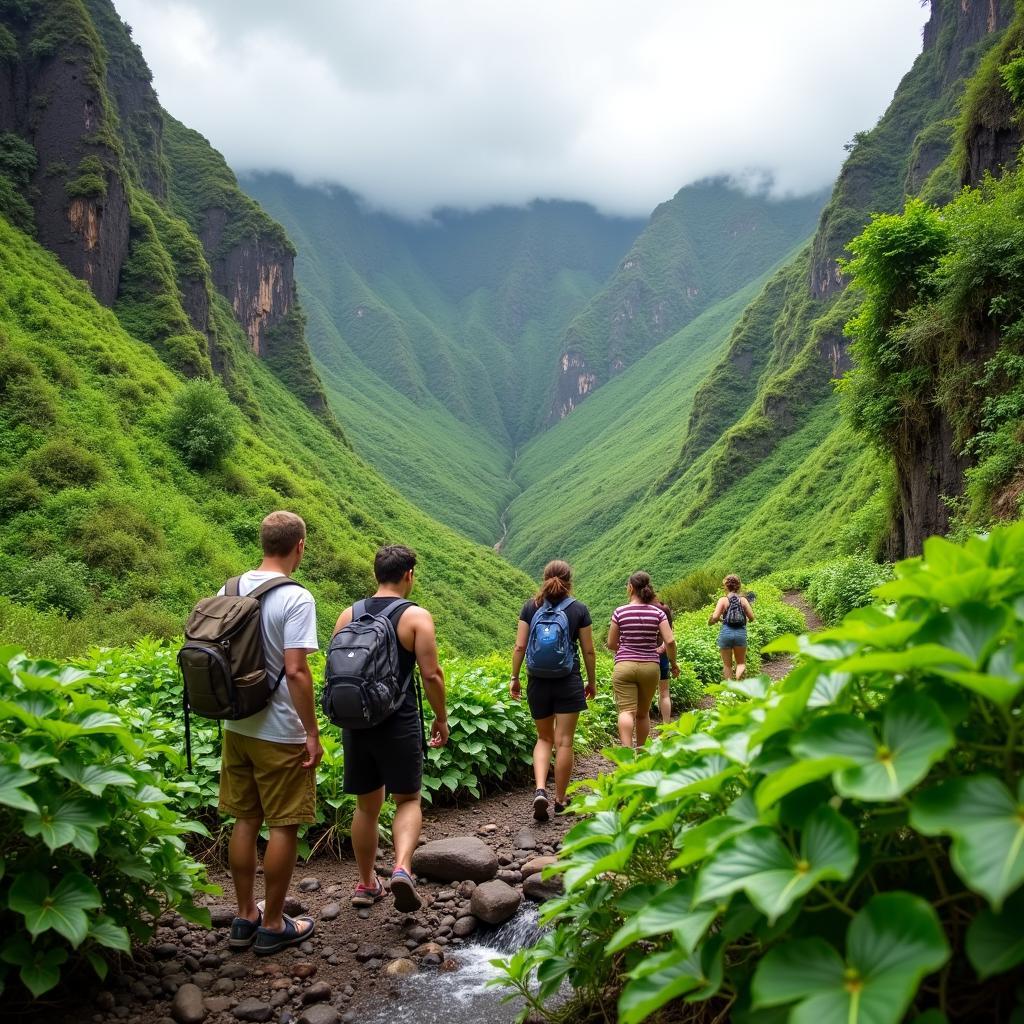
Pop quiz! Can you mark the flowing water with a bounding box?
[363,908,544,1024]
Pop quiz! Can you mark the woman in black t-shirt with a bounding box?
[510,560,597,822]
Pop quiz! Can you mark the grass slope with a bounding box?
[0,215,533,656]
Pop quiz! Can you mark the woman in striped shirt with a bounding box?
[606,571,679,747]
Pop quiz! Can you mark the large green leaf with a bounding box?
[791,695,953,801]
[606,878,719,954]
[756,757,850,812]
[966,889,1024,980]
[55,758,135,796]
[916,602,1007,667]
[0,936,67,998]
[911,775,1024,909]
[88,917,132,953]
[934,640,1023,708]
[618,936,723,1024]
[0,763,39,813]
[22,796,107,853]
[695,807,857,924]
[752,893,949,1024]
[8,871,102,947]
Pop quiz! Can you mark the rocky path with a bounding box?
[762,591,823,681]
[46,754,610,1024]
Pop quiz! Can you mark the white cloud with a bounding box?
[116,0,929,219]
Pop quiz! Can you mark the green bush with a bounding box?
[6,553,91,617]
[64,156,107,200]
[495,521,1024,1024]
[804,555,892,624]
[166,378,239,470]
[0,648,214,999]
[659,568,725,614]
[25,436,103,489]
[0,470,41,515]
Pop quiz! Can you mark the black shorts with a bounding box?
[342,704,423,796]
[526,673,587,720]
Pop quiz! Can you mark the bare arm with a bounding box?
[606,618,620,652]
[708,597,726,626]
[411,609,448,747]
[332,606,353,635]
[284,648,322,768]
[509,620,529,699]
[579,624,597,698]
[658,618,678,672]
[742,597,755,623]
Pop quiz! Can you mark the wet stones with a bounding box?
[470,880,522,925]
[411,837,498,883]
[523,872,564,902]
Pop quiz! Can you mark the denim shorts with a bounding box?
[717,624,747,650]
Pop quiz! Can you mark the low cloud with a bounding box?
[117,0,928,219]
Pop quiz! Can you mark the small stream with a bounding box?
[363,908,543,1024]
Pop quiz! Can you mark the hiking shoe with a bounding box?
[351,875,385,908]
[390,867,422,913]
[554,800,566,815]
[253,914,315,956]
[228,909,262,949]
[533,788,550,822]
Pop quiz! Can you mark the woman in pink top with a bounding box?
[606,571,679,747]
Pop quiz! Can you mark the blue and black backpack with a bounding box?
[525,597,576,677]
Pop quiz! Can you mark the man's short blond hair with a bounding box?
[260,511,306,557]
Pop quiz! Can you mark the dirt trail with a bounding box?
[761,591,823,681]
[39,754,611,1024]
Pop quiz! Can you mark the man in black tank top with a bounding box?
[331,545,449,914]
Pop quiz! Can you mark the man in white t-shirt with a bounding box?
[217,510,323,956]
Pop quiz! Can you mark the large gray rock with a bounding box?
[411,837,498,883]
[523,873,564,903]
[171,983,206,1024]
[300,1005,339,1024]
[470,880,522,925]
[232,998,272,1022]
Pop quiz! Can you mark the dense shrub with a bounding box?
[5,553,91,617]
[166,378,239,470]
[0,649,213,999]
[25,436,103,489]
[659,568,725,614]
[496,521,1024,1024]
[804,554,892,624]
[0,469,41,515]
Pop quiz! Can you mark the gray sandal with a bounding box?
[253,914,315,956]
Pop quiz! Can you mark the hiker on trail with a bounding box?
[607,571,679,747]
[214,511,321,956]
[709,574,755,680]
[510,560,597,822]
[654,598,675,724]
[328,545,448,914]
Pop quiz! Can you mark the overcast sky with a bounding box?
[117,1,930,220]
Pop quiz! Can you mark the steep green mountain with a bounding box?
[547,179,827,421]
[506,0,1019,614]
[0,0,533,655]
[244,174,825,544]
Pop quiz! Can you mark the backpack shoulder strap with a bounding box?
[554,596,575,612]
[247,576,302,601]
[225,576,242,597]
[352,599,367,620]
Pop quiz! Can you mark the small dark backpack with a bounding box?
[723,593,746,628]
[177,575,299,768]
[322,598,414,729]
[525,597,576,678]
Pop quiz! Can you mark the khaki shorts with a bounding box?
[218,730,316,827]
[612,660,660,714]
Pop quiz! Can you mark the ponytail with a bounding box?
[536,560,573,606]
[628,570,655,604]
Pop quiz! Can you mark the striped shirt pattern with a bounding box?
[611,603,666,663]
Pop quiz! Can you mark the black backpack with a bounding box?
[322,598,416,729]
[177,575,299,769]
[723,593,746,628]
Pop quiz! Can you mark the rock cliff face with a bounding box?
[0,11,129,305]
[198,208,295,356]
[0,0,334,425]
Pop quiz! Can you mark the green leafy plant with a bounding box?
[165,378,239,470]
[0,648,215,999]
[803,555,893,624]
[493,521,1024,1023]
